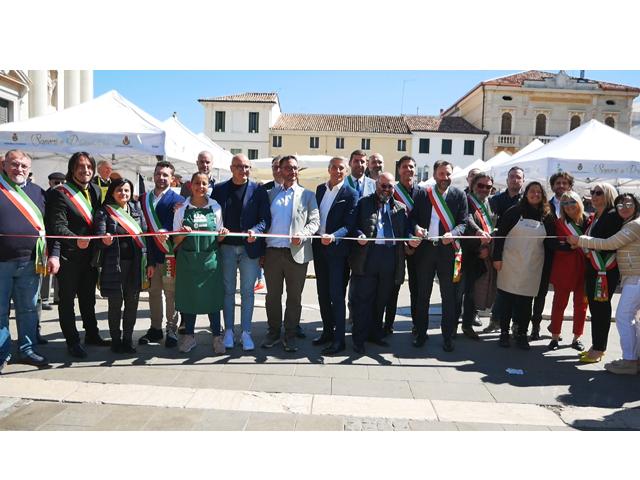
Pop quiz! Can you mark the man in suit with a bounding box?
[138,161,185,347]
[384,155,422,336]
[312,156,358,355]
[46,152,111,358]
[212,154,271,351]
[92,160,112,202]
[350,172,411,354]
[409,160,468,352]
[261,155,282,192]
[261,155,320,353]
[180,150,216,198]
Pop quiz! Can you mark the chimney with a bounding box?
[580,70,585,79]
[439,108,444,116]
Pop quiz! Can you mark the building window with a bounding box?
[535,114,547,136]
[397,139,407,152]
[441,139,452,155]
[570,115,581,131]
[336,137,344,149]
[272,135,282,148]
[248,149,259,160]
[214,111,225,132]
[419,138,430,154]
[500,112,512,135]
[0,98,11,124]
[309,136,320,149]
[463,140,475,156]
[230,148,242,155]
[361,138,370,150]
[248,112,259,133]
[605,116,615,128]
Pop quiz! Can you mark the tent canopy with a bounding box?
[162,115,231,169]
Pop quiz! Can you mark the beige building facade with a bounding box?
[443,70,640,159]
[0,70,93,125]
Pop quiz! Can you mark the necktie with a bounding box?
[82,188,91,203]
[357,180,363,197]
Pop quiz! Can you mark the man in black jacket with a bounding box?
[409,160,468,352]
[46,152,111,358]
[349,172,411,354]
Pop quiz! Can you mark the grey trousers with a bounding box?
[263,248,308,339]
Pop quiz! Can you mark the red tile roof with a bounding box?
[403,115,486,134]
[198,92,280,103]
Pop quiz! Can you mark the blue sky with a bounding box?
[94,70,640,134]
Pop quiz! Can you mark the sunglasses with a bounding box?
[590,190,604,196]
[475,183,493,190]
[616,202,635,210]
[379,184,394,190]
[561,200,577,206]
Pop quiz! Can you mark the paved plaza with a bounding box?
[1,272,639,431]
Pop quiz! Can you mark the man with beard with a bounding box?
[180,151,216,198]
[349,172,411,354]
[409,160,468,352]
[366,153,384,181]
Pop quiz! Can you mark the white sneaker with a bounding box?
[241,331,255,351]
[178,334,197,353]
[223,329,235,349]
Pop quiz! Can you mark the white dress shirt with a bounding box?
[318,181,343,235]
[267,185,295,248]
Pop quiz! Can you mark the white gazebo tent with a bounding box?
[491,120,640,194]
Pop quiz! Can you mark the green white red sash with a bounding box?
[104,204,150,288]
[57,182,93,226]
[0,172,47,274]
[584,215,616,302]
[468,193,494,233]
[427,187,462,283]
[141,192,173,254]
[393,183,414,211]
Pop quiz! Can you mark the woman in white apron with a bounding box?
[492,182,556,349]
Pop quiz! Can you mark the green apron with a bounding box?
[175,205,223,314]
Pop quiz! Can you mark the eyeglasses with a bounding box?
[616,202,634,210]
[379,184,394,190]
[590,190,604,196]
[560,200,577,207]
[52,180,63,186]
[475,183,492,190]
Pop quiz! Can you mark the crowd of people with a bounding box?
[1,147,639,377]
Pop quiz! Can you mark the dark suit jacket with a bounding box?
[409,185,468,254]
[313,183,358,257]
[211,179,271,258]
[349,194,410,285]
[45,180,102,260]
[141,188,185,266]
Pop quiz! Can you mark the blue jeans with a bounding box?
[181,312,221,336]
[220,244,260,333]
[0,260,40,361]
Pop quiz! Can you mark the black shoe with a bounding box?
[369,338,389,347]
[571,339,585,351]
[296,325,306,339]
[382,325,393,337]
[516,335,531,350]
[548,339,559,351]
[138,327,163,345]
[472,316,482,327]
[121,339,137,354]
[283,337,298,353]
[20,350,49,367]
[322,342,346,355]
[85,334,111,347]
[312,332,334,346]
[36,332,48,345]
[411,326,418,336]
[412,334,428,348]
[443,339,455,352]
[110,339,123,353]
[165,330,178,348]
[353,343,365,354]
[529,329,541,341]
[68,343,88,358]
[41,303,53,311]
[462,327,480,341]
[499,333,511,348]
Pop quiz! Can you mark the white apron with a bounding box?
[497,217,546,297]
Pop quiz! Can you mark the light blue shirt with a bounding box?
[267,185,295,248]
[375,202,394,245]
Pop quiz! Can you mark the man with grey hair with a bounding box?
[367,153,384,181]
[180,150,216,198]
[92,159,112,201]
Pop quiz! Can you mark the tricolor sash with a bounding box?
[468,193,494,233]
[427,187,462,283]
[57,182,94,226]
[346,176,362,196]
[104,204,150,288]
[583,214,616,302]
[140,192,176,277]
[0,172,48,274]
[393,183,414,212]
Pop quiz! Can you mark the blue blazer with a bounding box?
[313,182,358,257]
[144,188,185,266]
[211,179,271,258]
